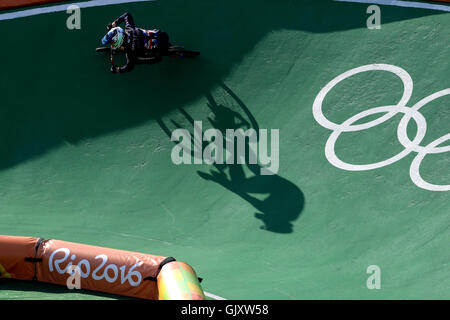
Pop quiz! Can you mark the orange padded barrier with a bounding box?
[0,235,205,300]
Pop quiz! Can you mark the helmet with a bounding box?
[101,27,124,49]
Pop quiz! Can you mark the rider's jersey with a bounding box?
[113,12,164,73]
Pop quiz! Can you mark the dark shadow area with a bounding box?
[158,83,304,233]
[0,0,443,171]
[0,279,137,300]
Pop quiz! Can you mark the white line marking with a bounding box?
[0,0,155,21]
[335,0,450,12]
[204,291,227,300]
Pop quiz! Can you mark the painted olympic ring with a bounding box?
[313,64,449,192]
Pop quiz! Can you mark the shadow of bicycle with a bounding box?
[158,83,304,233]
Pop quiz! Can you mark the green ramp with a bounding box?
[0,0,448,299]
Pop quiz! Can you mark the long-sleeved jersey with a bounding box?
[111,12,165,73]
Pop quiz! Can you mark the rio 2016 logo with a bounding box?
[49,248,143,287]
[313,64,449,192]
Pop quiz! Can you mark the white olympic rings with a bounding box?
[313,64,449,192]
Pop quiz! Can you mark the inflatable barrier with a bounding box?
[0,235,205,300]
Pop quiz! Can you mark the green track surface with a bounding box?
[0,0,448,299]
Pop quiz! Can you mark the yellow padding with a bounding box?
[0,263,12,278]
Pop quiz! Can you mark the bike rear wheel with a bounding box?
[96,47,110,52]
[167,46,200,58]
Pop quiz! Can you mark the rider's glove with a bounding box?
[110,65,119,74]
